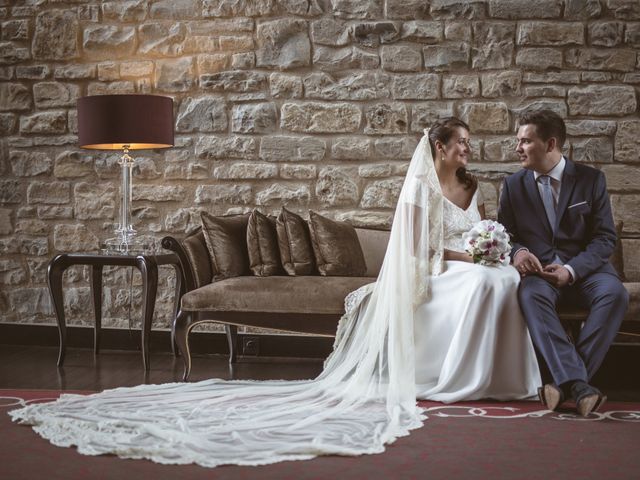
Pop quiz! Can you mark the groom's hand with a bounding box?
[540,264,572,288]
[513,250,543,276]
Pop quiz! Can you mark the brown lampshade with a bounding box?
[77,94,174,150]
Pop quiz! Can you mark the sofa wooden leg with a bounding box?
[226,324,238,364]
[171,311,180,358]
[174,309,193,381]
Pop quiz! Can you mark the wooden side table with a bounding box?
[48,252,182,371]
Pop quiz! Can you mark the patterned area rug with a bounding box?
[4,390,639,422]
[418,399,640,423]
[3,390,640,480]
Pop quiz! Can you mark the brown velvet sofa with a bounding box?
[162,227,388,379]
[162,228,639,380]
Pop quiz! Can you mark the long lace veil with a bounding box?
[10,131,445,468]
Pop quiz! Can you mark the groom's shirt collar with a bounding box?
[534,156,566,184]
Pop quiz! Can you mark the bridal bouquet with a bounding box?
[462,220,511,266]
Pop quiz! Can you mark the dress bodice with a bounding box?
[443,188,482,253]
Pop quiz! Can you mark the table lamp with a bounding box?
[78,94,174,253]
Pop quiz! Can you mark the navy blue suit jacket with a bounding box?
[498,159,618,282]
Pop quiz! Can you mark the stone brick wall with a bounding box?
[1,0,639,331]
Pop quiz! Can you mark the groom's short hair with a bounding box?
[517,109,566,150]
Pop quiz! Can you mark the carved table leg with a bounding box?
[137,255,159,372]
[48,255,68,367]
[90,264,103,355]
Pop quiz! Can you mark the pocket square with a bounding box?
[568,201,588,209]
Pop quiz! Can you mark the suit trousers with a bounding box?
[518,272,628,386]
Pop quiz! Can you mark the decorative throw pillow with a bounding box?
[247,209,284,276]
[200,212,250,281]
[276,207,316,276]
[308,211,367,276]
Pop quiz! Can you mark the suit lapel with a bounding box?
[555,158,577,231]
[523,169,553,236]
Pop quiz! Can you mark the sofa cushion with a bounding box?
[201,212,250,281]
[308,211,367,276]
[183,229,213,288]
[181,276,374,315]
[247,209,283,276]
[276,207,316,275]
[355,228,389,277]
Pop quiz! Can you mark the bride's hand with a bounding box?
[444,249,474,263]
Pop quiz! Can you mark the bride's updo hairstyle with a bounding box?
[428,117,476,191]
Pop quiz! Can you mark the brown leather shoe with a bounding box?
[576,392,607,417]
[537,383,564,411]
[571,381,606,417]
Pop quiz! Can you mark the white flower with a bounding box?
[462,220,512,266]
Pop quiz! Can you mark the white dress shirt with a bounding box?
[534,156,564,208]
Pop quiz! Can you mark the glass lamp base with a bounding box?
[101,236,158,255]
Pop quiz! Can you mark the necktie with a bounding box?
[538,175,556,232]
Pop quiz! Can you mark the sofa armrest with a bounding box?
[162,228,213,293]
[161,235,198,294]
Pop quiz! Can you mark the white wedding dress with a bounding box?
[414,189,541,402]
[10,132,540,468]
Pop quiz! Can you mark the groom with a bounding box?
[498,109,628,417]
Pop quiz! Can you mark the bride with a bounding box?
[10,118,540,468]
